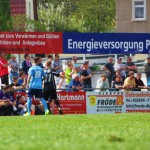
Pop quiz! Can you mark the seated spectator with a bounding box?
[112,70,122,83]
[135,73,147,91]
[68,74,83,92]
[0,85,19,116]
[124,71,136,91]
[112,75,124,91]
[10,77,25,91]
[16,95,27,116]
[96,74,109,91]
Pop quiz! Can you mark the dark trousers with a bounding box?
[1,74,9,85]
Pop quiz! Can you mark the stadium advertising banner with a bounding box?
[86,92,126,114]
[63,32,150,54]
[52,91,86,114]
[125,92,150,113]
[0,32,63,54]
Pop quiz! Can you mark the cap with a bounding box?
[117,57,122,60]
[83,60,89,65]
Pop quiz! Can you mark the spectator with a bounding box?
[112,75,124,91]
[52,54,63,73]
[52,54,63,86]
[0,85,18,116]
[0,52,9,85]
[22,54,32,76]
[112,70,122,83]
[65,62,74,85]
[57,72,67,91]
[135,73,146,91]
[126,57,137,76]
[18,71,26,87]
[81,61,92,91]
[143,57,150,87]
[124,71,136,91]
[114,58,126,82]
[72,56,79,68]
[96,74,109,91]
[43,54,53,68]
[38,57,44,69]
[9,54,20,83]
[68,74,83,92]
[16,95,27,116]
[103,57,115,88]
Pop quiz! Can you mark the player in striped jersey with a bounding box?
[43,60,64,114]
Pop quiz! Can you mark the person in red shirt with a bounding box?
[0,52,9,85]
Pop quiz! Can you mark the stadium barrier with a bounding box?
[1,89,149,115]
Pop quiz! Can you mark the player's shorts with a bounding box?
[28,89,43,98]
[43,89,57,102]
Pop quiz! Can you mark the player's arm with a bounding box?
[26,75,31,88]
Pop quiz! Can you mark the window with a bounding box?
[132,0,147,21]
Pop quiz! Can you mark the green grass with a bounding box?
[0,114,150,150]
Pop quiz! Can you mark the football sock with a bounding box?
[41,98,48,111]
[27,97,32,113]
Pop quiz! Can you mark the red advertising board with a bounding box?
[0,32,62,54]
[13,91,41,105]
[51,91,86,114]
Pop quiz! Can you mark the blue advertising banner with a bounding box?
[63,32,150,54]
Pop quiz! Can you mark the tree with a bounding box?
[31,0,116,32]
[0,0,12,31]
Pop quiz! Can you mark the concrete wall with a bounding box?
[116,0,150,33]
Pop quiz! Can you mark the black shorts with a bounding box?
[43,89,57,102]
[28,89,43,98]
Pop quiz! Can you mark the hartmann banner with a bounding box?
[63,32,150,54]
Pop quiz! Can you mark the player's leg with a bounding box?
[37,89,49,115]
[24,89,33,116]
[51,90,63,115]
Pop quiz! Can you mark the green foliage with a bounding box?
[0,0,12,31]
[0,114,150,150]
[34,0,116,32]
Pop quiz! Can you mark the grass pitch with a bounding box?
[0,113,150,150]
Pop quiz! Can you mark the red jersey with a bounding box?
[0,58,9,76]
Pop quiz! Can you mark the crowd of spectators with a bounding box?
[0,52,149,115]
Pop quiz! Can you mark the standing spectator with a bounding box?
[65,62,74,85]
[81,61,92,91]
[112,75,124,91]
[96,74,109,91]
[124,71,136,91]
[38,57,44,69]
[9,55,20,83]
[103,57,115,88]
[68,74,83,92]
[0,52,9,85]
[22,54,32,76]
[72,56,79,68]
[135,73,146,91]
[126,57,137,76]
[52,54,63,86]
[143,57,150,87]
[114,58,126,82]
[52,54,63,73]
[43,54,53,68]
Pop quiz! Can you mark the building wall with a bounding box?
[116,0,150,33]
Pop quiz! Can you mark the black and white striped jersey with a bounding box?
[43,68,60,90]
